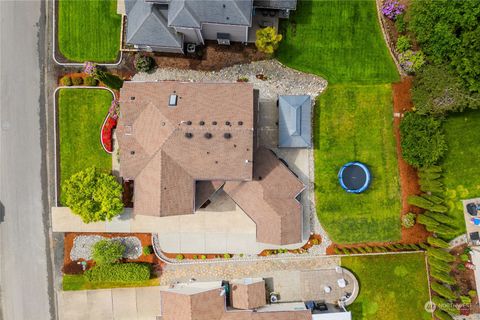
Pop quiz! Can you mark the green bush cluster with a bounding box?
[431,282,457,300]
[84,76,98,86]
[134,54,155,73]
[61,76,72,86]
[432,296,460,315]
[396,35,411,53]
[400,112,446,168]
[85,263,151,282]
[142,246,152,256]
[61,75,99,87]
[428,257,452,273]
[398,50,425,74]
[427,236,449,249]
[401,212,416,229]
[434,309,454,320]
[92,239,125,265]
[72,77,83,86]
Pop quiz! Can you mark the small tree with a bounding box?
[428,256,452,273]
[255,27,282,54]
[400,112,447,168]
[134,54,155,73]
[92,239,125,265]
[426,247,455,262]
[401,212,416,229]
[427,236,450,249]
[62,167,124,223]
[432,296,460,315]
[431,282,457,300]
[430,269,456,285]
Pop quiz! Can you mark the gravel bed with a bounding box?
[70,235,142,261]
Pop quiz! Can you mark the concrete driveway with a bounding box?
[57,287,163,320]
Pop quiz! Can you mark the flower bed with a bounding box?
[101,115,117,153]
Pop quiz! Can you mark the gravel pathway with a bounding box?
[70,235,142,261]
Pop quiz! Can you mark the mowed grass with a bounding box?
[58,0,121,62]
[314,84,401,243]
[342,253,431,320]
[58,89,112,201]
[63,274,159,291]
[442,110,480,236]
[277,0,399,84]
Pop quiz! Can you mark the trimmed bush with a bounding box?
[423,211,454,225]
[434,309,454,320]
[134,54,155,73]
[71,77,83,85]
[85,263,151,282]
[364,246,373,253]
[460,295,472,304]
[407,195,433,210]
[223,253,231,259]
[418,242,429,250]
[426,224,457,237]
[469,290,477,298]
[427,247,455,262]
[401,212,416,229]
[417,214,439,228]
[400,112,446,168]
[398,50,425,74]
[432,296,460,315]
[408,244,420,250]
[61,76,72,86]
[418,172,442,181]
[334,247,342,255]
[394,243,404,250]
[427,236,450,248]
[420,165,442,174]
[175,254,184,260]
[142,246,152,256]
[84,76,98,86]
[200,255,207,260]
[460,254,470,262]
[430,269,456,285]
[431,282,457,300]
[428,256,452,273]
[342,248,350,255]
[92,239,125,265]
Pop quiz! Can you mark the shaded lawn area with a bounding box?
[277,0,399,84]
[314,84,401,244]
[63,274,159,291]
[442,110,480,237]
[58,0,121,62]
[342,253,431,320]
[58,89,112,202]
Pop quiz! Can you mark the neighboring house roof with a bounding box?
[230,279,266,310]
[125,0,183,48]
[117,81,254,217]
[195,180,225,210]
[278,95,312,148]
[223,147,305,245]
[253,0,297,10]
[160,284,312,320]
[168,0,253,28]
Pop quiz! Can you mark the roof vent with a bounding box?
[130,96,135,100]
[185,132,193,139]
[212,121,217,125]
[225,121,231,126]
[199,121,205,126]
[186,121,192,125]
[238,121,243,126]
[204,133,212,139]
[130,150,135,155]
[168,94,178,107]
[224,133,232,139]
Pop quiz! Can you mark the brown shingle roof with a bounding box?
[230,279,266,310]
[223,147,305,245]
[117,81,254,217]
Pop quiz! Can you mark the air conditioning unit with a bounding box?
[217,33,231,45]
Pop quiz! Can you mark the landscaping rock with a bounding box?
[70,235,142,261]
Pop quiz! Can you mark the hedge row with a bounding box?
[85,263,151,282]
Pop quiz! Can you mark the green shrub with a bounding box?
[407,195,433,209]
[387,244,398,251]
[427,247,455,262]
[428,256,452,273]
[424,212,454,225]
[430,269,456,285]
[255,26,282,54]
[418,172,442,181]
[142,246,152,256]
[394,243,404,250]
[460,295,471,304]
[134,54,155,73]
[84,76,98,86]
[468,290,477,298]
[200,255,207,260]
[92,239,125,265]
[364,246,373,253]
[373,247,383,253]
[400,112,446,168]
[432,296,460,315]
[192,255,198,260]
[401,212,416,229]
[94,69,123,90]
[457,264,466,271]
[356,247,366,254]
[334,247,342,255]
[431,282,457,300]
[408,244,420,250]
[433,309,454,320]
[223,253,231,259]
[85,263,151,282]
[395,13,406,33]
[418,242,429,250]
[71,77,83,86]
[398,50,425,74]
[460,254,470,262]
[175,254,184,260]
[419,165,442,174]
[426,224,457,237]
[342,248,350,255]
[396,36,411,53]
[61,76,72,86]
[427,236,450,248]
[417,214,439,228]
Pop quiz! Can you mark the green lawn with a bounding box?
[442,110,480,236]
[342,253,431,320]
[58,0,121,62]
[314,84,401,244]
[58,89,112,202]
[63,274,159,291]
[277,0,399,84]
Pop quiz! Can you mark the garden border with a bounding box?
[52,0,123,66]
[53,86,116,206]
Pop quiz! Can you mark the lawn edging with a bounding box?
[52,0,123,66]
[53,86,116,206]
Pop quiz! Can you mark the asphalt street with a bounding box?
[0,1,53,319]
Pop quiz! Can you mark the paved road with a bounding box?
[0,1,53,320]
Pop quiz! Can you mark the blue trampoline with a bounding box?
[338,162,371,193]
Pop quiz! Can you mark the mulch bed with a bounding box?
[450,245,480,314]
[62,232,164,275]
[326,77,429,253]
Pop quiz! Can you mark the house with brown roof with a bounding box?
[117,81,305,245]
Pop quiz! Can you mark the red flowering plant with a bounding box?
[101,115,117,153]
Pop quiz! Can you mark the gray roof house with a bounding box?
[278,95,312,148]
[122,0,297,53]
